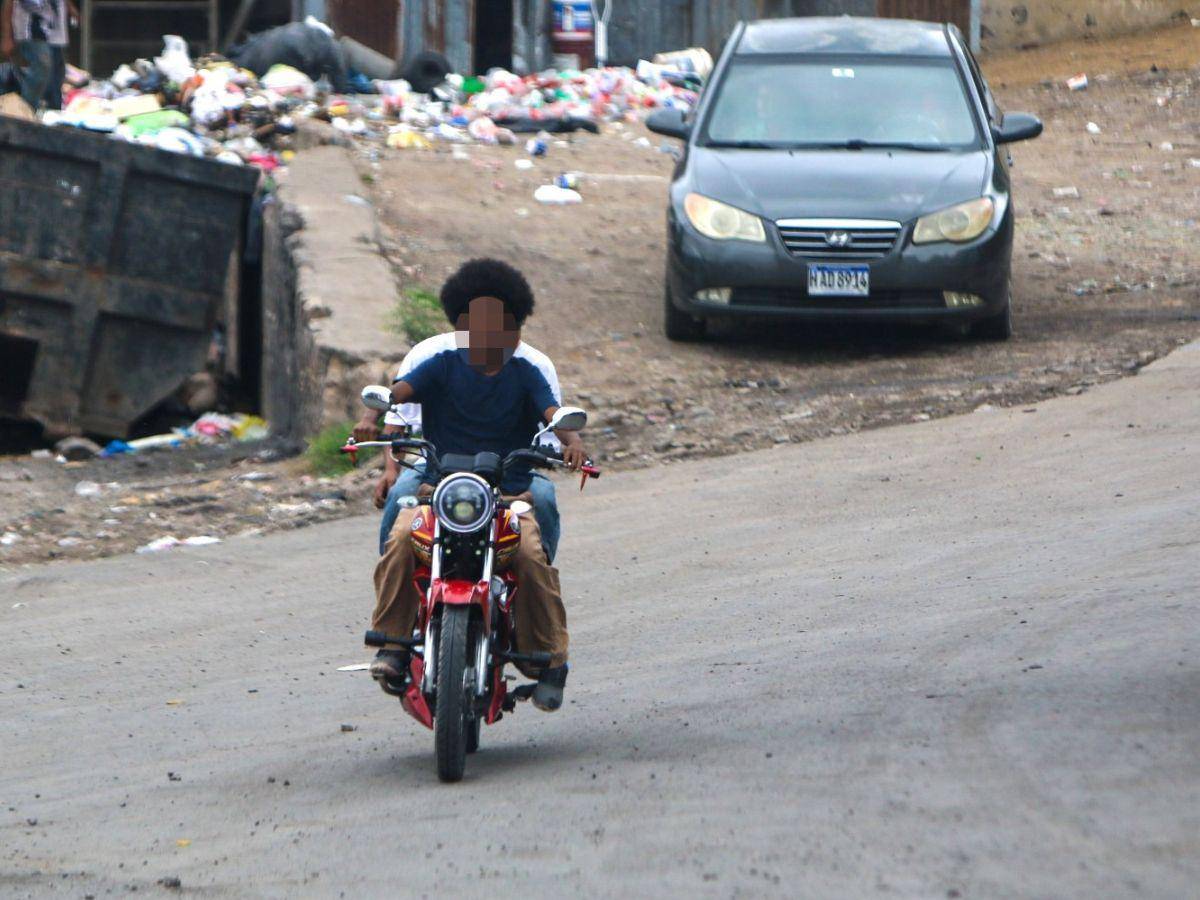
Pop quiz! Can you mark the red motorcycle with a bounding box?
[342,388,599,782]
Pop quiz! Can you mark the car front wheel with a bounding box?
[664,283,706,342]
[970,292,1012,341]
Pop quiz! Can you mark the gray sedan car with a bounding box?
[648,17,1043,341]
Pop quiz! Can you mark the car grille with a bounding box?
[776,218,903,260]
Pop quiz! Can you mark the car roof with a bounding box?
[736,16,953,58]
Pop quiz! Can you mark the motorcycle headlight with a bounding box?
[432,474,495,534]
[684,193,766,242]
[912,197,996,245]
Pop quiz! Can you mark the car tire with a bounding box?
[664,284,706,342]
[970,293,1012,341]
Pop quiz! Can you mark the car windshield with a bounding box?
[702,57,980,150]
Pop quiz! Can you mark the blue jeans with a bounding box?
[379,463,560,562]
[16,41,65,111]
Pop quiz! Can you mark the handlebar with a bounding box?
[340,437,601,488]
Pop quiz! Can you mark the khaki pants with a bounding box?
[372,506,569,670]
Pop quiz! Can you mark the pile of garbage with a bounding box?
[35,412,270,463]
[31,21,701,171]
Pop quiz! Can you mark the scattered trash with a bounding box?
[337,663,370,671]
[137,535,222,553]
[340,723,357,732]
[1066,73,1089,91]
[534,184,583,204]
[555,172,580,190]
[157,876,183,890]
[1,533,20,546]
[99,440,133,458]
[526,138,548,157]
[650,47,714,80]
[514,158,534,170]
[1159,142,1174,152]
[166,700,185,706]
[175,838,191,847]
[1052,186,1080,199]
[1086,122,1101,135]
[55,436,103,461]
[32,28,698,172]
[74,481,103,497]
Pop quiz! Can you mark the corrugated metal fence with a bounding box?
[323,0,976,75]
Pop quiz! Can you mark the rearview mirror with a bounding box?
[532,406,588,446]
[646,108,691,141]
[548,406,588,432]
[994,112,1043,145]
[361,385,394,412]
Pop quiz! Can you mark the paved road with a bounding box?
[3,345,1198,899]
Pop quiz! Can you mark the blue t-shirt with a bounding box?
[399,349,557,493]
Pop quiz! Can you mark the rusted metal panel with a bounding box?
[0,118,258,438]
[325,0,399,58]
[876,0,971,33]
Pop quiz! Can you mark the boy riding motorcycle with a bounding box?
[355,324,565,561]
[365,259,587,711]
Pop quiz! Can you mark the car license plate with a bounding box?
[808,264,869,297]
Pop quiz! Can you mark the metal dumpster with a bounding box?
[0,117,259,438]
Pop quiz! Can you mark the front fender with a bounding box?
[431,578,489,606]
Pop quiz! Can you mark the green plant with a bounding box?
[305,421,376,476]
[390,285,448,344]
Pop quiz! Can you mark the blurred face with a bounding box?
[455,296,520,372]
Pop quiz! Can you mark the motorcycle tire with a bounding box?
[434,606,471,782]
[466,715,481,754]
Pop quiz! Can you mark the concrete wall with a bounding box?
[260,139,408,439]
[981,0,1194,49]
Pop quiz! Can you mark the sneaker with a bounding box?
[369,649,410,692]
[532,664,568,712]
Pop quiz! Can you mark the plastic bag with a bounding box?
[154,35,195,83]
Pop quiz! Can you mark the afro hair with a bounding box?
[440,258,536,327]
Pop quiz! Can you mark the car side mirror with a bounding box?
[646,108,691,141]
[993,112,1043,145]
[361,385,394,412]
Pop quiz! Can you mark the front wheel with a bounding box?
[970,293,1012,341]
[434,606,471,782]
[466,716,481,754]
[664,283,706,342]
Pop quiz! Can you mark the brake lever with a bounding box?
[340,437,359,466]
[579,460,600,491]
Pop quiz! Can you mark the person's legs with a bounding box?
[379,461,426,555]
[15,41,52,111]
[43,45,65,111]
[509,510,568,669]
[528,472,559,562]
[371,505,423,643]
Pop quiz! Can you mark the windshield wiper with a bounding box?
[827,139,952,152]
[704,140,776,149]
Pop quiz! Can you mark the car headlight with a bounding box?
[432,474,495,534]
[684,193,766,242]
[912,197,996,245]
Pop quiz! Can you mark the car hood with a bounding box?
[689,148,991,223]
